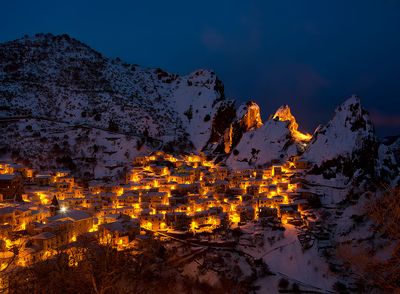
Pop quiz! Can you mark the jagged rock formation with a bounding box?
[272,105,312,142]
[226,118,298,169]
[225,104,307,169]
[203,100,263,160]
[236,101,263,131]
[1,33,399,292]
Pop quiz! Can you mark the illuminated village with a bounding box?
[0,151,320,269]
[1,3,400,290]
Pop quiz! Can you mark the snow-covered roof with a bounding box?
[48,209,91,222]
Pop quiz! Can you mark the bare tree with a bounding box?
[336,188,400,292]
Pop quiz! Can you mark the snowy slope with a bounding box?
[226,104,308,169]
[0,33,230,177]
[0,33,225,153]
[169,69,224,151]
[226,119,297,169]
[0,118,151,179]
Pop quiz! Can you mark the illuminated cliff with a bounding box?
[237,101,263,131]
[273,105,312,142]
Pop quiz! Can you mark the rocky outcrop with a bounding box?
[203,100,263,159]
[202,100,237,157]
[226,118,299,169]
[236,101,263,131]
[226,104,306,169]
[273,105,312,142]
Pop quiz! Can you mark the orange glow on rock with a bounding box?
[273,105,312,142]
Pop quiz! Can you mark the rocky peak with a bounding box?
[330,95,373,133]
[237,101,263,131]
[272,104,312,142]
[302,96,376,173]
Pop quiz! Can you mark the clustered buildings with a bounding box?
[0,152,316,268]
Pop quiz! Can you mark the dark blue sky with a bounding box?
[1,0,400,136]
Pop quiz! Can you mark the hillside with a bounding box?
[0,33,226,153]
[0,33,228,179]
[0,34,398,184]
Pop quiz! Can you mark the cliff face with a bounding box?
[236,101,263,131]
[202,100,263,159]
[273,105,312,142]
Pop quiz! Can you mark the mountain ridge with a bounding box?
[0,33,398,183]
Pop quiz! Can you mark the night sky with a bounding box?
[1,0,400,136]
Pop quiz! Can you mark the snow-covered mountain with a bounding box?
[0,33,225,153]
[0,34,398,183]
[0,33,229,178]
[1,33,399,292]
[301,95,398,183]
